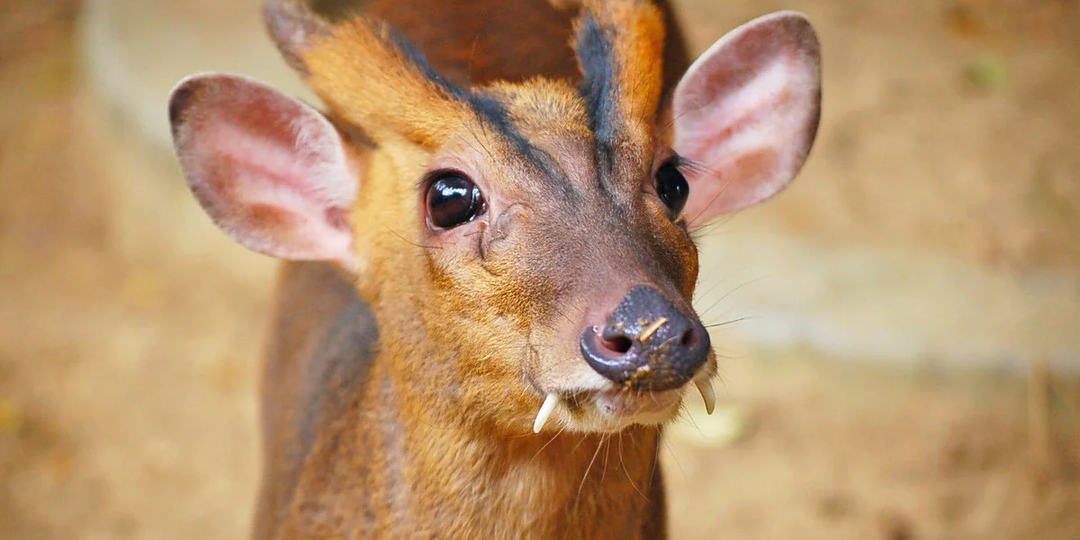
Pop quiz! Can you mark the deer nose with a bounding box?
[579,286,710,392]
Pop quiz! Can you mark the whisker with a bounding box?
[679,400,706,439]
[693,271,732,304]
[648,431,662,494]
[600,433,612,483]
[577,435,606,505]
[619,432,647,501]
[382,225,440,250]
[661,437,687,481]
[704,316,755,329]
[462,118,497,163]
[686,180,735,229]
[691,212,740,240]
[571,433,590,454]
[529,427,566,464]
[698,276,765,319]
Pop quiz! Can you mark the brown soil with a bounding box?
[1,1,1077,540]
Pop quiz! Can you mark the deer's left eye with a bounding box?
[655,162,689,216]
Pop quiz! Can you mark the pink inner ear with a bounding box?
[171,74,357,264]
[672,12,821,227]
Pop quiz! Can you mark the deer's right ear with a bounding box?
[168,73,358,268]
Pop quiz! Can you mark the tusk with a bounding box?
[694,379,716,415]
[533,393,560,433]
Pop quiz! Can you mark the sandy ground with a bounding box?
[1,1,1078,540]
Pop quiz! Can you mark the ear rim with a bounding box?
[168,72,359,270]
[263,0,332,76]
[677,11,821,104]
[672,10,822,227]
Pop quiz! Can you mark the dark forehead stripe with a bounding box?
[384,25,469,101]
[384,26,578,200]
[468,93,549,171]
[466,93,577,199]
[575,12,619,176]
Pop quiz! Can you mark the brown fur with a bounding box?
[304,19,470,148]
[577,0,666,129]
[256,1,695,539]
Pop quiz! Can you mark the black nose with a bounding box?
[580,286,710,392]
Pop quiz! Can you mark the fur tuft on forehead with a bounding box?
[291,10,579,158]
[482,79,590,138]
[299,17,472,148]
[573,0,666,170]
[268,0,665,174]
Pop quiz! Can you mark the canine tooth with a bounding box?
[695,379,716,415]
[533,393,560,433]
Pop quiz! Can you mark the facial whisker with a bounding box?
[648,430,662,494]
[600,433,612,484]
[693,271,734,304]
[382,225,441,250]
[698,276,765,318]
[691,212,739,240]
[618,432,647,501]
[661,436,687,481]
[704,316,754,329]
[686,178,735,229]
[529,426,566,464]
[576,435,606,506]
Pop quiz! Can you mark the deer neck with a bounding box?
[283,319,663,540]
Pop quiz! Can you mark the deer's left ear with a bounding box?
[669,11,821,227]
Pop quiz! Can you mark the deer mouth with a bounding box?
[531,375,716,433]
[592,388,684,422]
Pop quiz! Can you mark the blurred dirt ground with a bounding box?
[1,1,1078,540]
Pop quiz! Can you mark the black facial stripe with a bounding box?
[383,27,582,205]
[383,24,469,100]
[575,13,619,179]
[467,93,542,169]
[468,91,582,205]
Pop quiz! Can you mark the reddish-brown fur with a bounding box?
[255,1,692,539]
[166,0,825,538]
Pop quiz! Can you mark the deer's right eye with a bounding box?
[426,174,487,229]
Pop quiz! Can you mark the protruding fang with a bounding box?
[533,393,560,433]
[638,317,668,342]
[695,379,716,415]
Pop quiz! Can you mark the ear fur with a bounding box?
[169,73,359,267]
[671,11,822,226]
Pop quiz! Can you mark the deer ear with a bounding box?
[168,73,357,267]
[263,0,331,75]
[671,11,821,227]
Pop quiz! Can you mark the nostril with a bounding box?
[680,328,694,347]
[601,335,633,354]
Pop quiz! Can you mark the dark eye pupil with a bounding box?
[427,174,485,229]
[656,162,689,215]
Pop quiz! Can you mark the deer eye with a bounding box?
[655,162,689,216]
[426,173,487,229]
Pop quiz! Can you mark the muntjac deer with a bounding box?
[167,0,820,538]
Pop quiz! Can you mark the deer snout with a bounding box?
[579,286,710,392]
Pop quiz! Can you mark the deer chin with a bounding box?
[588,388,685,429]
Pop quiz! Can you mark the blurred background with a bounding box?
[0,0,1077,538]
